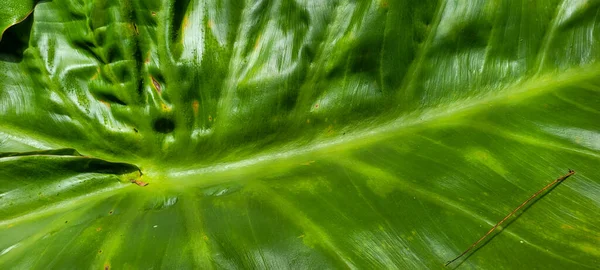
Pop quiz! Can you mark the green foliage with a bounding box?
[1,0,599,268]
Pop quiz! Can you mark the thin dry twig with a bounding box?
[445,169,576,266]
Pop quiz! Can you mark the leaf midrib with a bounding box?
[2,64,598,180]
[168,64,600,180]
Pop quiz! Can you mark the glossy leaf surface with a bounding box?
[1,0,600,269]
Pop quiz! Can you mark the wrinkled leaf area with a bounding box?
[1,0,600,269]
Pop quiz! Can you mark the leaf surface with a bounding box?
[1,0,599,269]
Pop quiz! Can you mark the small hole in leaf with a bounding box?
[109,210,113,215]
[153,118,175,134]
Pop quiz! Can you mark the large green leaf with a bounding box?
[1,0,599,268]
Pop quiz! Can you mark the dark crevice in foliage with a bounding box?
[0,148,81,158]
[0,14,34,63]
[69,158,140,175]
[170,0,192,59]
[95,93,128,106]
[153,117,176,134]
[0,148,141,176]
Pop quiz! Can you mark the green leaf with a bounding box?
[0,0,35,42]
[1,0,600,268]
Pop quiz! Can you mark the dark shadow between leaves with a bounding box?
[0,148,81,158]
[67,158,140,175]
[0,0,52,62]
[0,13,33,63]
[0,148,140,176]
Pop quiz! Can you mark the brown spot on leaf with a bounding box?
[327,125,334,135]
[145,52,151,64]
[202,235,208,240]
[254,34,261,50]
[315,104,319,108]
[109,210,114,215]
[151,76,161,93]
[104,264,110,270]
[561,224,574,230]
[151,11,157,16]
[133,180,148,187]
[96,227,102,232]
[100,100,111,108]
[192,100,199,114]
[208,115,213,122]
[90,71,99,80]
[207,20,214,29]
[98,250,102,254]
